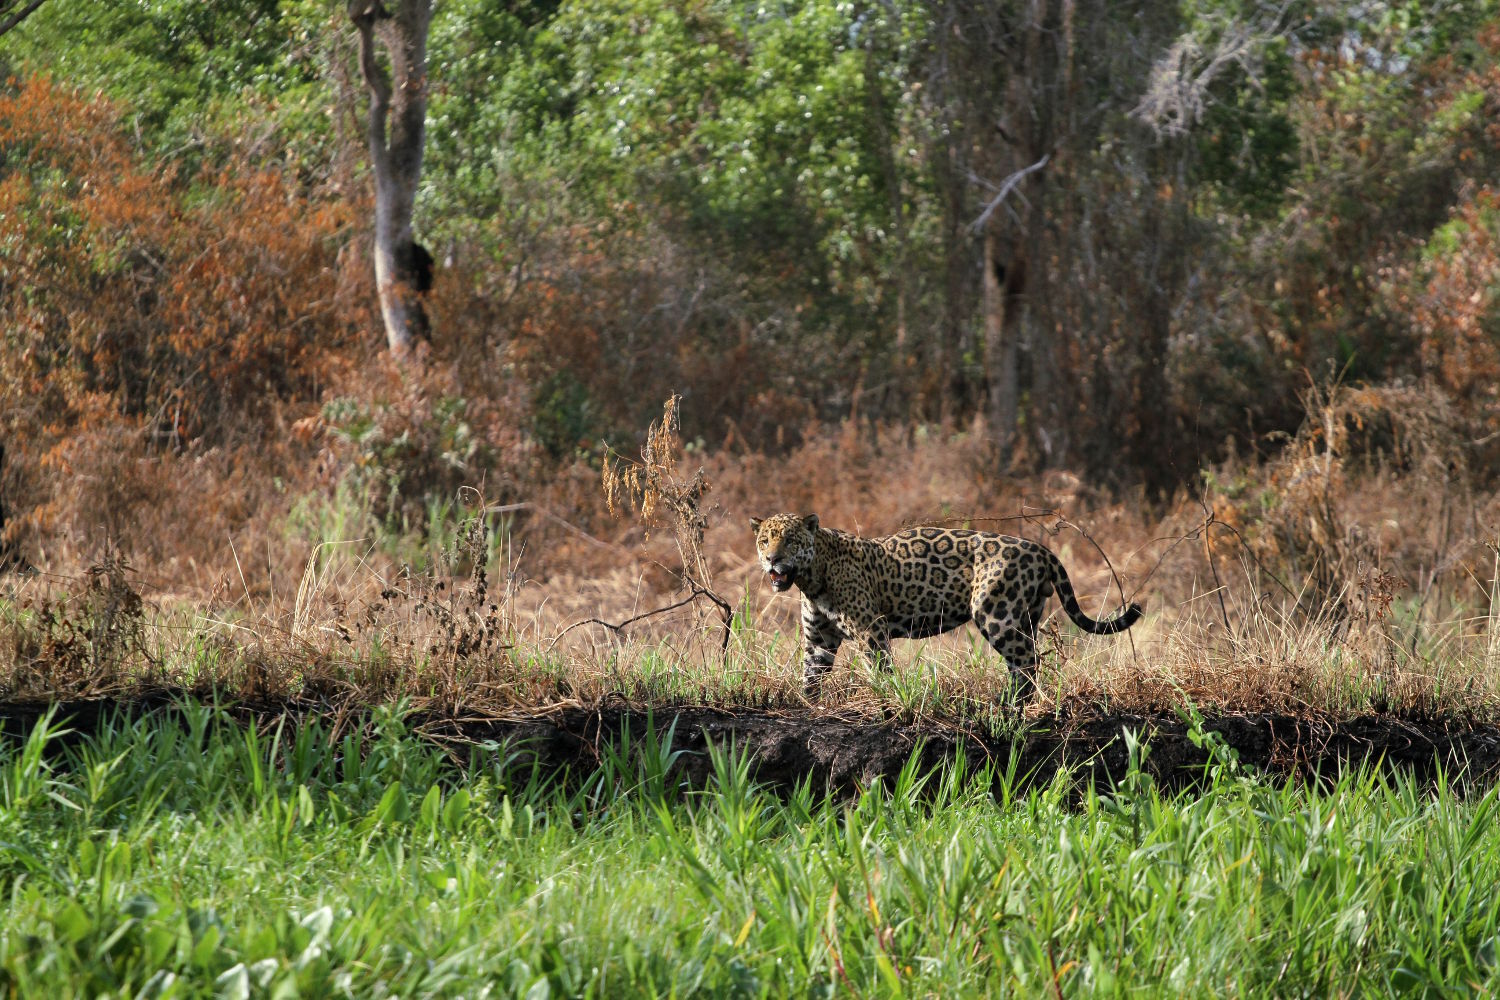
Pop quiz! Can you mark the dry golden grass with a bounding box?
[4,400,1499,728]
[4,383,1499,723]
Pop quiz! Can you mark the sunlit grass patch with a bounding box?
[5,569,1500,724]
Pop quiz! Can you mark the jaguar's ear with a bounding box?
[802,513,819,531]
[749,517,763,533]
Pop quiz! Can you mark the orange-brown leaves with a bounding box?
[0,76,361,448]
[1391,186,1500,432]
[0,75,367,559]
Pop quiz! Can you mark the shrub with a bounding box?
[0,76,362,561]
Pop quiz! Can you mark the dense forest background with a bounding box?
[2,0,1499,605]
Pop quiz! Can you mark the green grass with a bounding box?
[2,703,1500,997]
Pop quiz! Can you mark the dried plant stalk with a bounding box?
[602,395,714,588]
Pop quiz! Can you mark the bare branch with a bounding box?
[1133,6,1294,138]
[970,154,1050,234]
[0,0,49,38]
[547,578,734,658]
[482,502,622,553]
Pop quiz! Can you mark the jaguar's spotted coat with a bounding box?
[750,513,1142,699]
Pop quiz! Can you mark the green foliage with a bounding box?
[315,393,490,547]
[4,706,1500,995]
[12,0,1500,515]
[423,0,913,306]
[530,370,599,459]
[1371,0,1500,66]
[569,2,891,269]
[6,0,333,171]
[420,0,569,243]
[1195,35,1298,217]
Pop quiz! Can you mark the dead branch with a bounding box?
[1198,497,1233,631]
[547,575,733,657]
[1022,507,1135,611]
[0,0,48,38]
[969,154,1050,234]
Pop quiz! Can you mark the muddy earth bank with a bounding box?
[4,694,1499,797]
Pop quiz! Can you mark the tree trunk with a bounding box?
[932,132,973,419]
[976,0,1062,466]
[982,229,1021,455]
[1019,0,1063,467]
[1138,188,1180,500]
[350,0,433,357]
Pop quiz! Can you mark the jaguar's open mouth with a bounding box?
[768,568,795,591]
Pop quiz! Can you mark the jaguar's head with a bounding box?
[749,513,820,593]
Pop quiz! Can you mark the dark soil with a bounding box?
[3,693,1499,797]
[429,704,1500,797]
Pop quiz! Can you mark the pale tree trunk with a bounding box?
[350,0,433,357]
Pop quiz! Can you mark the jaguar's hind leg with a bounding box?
[972,599,1041,703]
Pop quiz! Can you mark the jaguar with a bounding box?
[750,513,1141,699]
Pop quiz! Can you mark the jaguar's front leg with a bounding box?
[801,601,843,695]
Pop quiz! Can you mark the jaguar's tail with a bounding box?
[1049,552,1142,635]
